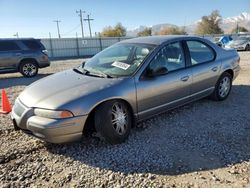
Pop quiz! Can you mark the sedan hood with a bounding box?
[231,40,246,46]
[19,69,122,109]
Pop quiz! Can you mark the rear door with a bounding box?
[136,41,192,119]
[0,41,22,70]
[185,40,221,98]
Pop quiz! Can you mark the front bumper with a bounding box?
[234,46,245,51]
[11,99,88,143]
[226,45,246,51]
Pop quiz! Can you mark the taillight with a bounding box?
[42,49,48,56]
[42,55,48,60]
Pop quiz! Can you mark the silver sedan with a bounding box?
[225,36,250,51]
[11,36,240,144]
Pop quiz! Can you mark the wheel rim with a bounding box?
[23,63,37,76]
[219,76,231,98]
[111,103,128,135]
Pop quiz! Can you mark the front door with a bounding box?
[136,41,192,120]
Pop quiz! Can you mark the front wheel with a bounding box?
[95,100,132,144]
[210,72,232,101]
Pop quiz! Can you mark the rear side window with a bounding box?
[22,40,43,50]
[186,40,215,65]
[0,41,21,51]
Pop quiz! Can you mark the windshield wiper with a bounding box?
[74,67,114,78]
[92,70,115,78]
[84,68,115,78]
[73,68,85,75]
[86,71,113,78]
[73,67,91,75]
[96,72,112,78]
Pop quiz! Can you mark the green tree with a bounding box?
[101,23,126,37]
[137,27,152,36]
[231,26,249,34]
[156,27,186,35]
[195,10,224,35]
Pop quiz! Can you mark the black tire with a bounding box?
[245,44,250,51]
[95,100,132,144]
[19,61,38,77]
[210,72,232,101]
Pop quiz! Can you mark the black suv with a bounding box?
[0,38,50,77]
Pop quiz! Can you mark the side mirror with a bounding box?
[217,43,222,47]
[146,67,168,77]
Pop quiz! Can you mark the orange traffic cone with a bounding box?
[0,89,12,114]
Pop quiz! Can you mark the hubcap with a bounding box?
[111,103,128,135]
[219,76,231,98]
[23,63,37,76]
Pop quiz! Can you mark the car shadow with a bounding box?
[0,73,52,89]
[44,85,250,175]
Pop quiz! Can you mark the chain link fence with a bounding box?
[41,37,131,59]
[41,34,249,59]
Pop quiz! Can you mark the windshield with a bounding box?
[79,43,155,77]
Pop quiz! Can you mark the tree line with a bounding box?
[100,10,249,37]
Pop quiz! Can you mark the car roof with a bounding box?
[119,35,204,45]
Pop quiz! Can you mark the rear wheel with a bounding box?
[95,100,131,144]
[19,61,38,77]
[210,72,232,101]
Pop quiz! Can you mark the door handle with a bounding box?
[180,76,189,82]
[15,53,22,56]
[211,67,218,72]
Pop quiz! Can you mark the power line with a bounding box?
[76,9,85,38]
[61,24,81,36]
[53,20,61,38]
[84,14,94,38]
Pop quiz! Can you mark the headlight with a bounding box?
[34,108,74,119]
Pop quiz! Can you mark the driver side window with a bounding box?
[149,42,185,73]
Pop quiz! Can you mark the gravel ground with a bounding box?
[0,52,250,188]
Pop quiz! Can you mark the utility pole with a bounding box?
[53,20,61,38]
[84,14,94,37]
[76,9,85,38]
[13,32,19,38]
[236,21,239,34]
